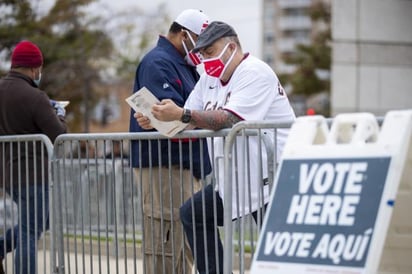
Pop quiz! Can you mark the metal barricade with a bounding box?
[52,134,136,274]
[0,134,54,274]
[51,131,223,274]
[1,124,290,273]
[222,121,293,274]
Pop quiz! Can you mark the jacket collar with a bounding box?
[7,70,37,87]
[157,35,187,65]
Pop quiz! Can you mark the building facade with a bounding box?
[332,0,412,116]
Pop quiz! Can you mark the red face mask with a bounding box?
[202,43,237,79]
[188,51,202,66]
[182,30,203,66]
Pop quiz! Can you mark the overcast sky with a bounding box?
[97,0,263,57]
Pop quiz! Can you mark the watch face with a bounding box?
[182,116,190,123]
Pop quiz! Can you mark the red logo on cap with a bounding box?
[200,22,209,33]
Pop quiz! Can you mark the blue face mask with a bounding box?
[34,72,42,87]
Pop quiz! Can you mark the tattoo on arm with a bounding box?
[191,110,242,130]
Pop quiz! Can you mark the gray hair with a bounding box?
[223,36,242,50]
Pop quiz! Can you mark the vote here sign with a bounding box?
[252,157,391,273]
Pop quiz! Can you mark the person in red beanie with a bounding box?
[0,40,67,274]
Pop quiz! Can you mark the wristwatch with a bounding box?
[180,108,192,123]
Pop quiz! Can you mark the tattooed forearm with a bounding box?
[190,109,242,130]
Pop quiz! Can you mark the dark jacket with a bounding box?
[0,71,67,187]
[129,36,211,179]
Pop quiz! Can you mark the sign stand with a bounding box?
[251,110,412,274]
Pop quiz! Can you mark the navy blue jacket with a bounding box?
[129,36,211,179]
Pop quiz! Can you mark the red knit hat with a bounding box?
[11,40,43,68]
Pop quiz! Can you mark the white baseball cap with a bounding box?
[174,9,209,36]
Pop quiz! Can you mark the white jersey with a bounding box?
[185,54,296,218]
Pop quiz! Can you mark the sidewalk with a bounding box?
[3,250,250,274]
[4,250,142,274]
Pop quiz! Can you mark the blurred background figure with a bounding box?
[0,40,67,274]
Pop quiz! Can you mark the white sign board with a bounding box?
[251,110,412,274]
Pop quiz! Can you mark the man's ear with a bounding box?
[180,29,188,40]
[29,67,37,78]
[229,42,237,51]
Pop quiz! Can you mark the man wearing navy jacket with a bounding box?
[128,9,212,274]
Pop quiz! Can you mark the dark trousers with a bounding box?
[180,184,266,274]
[0,185,49,274]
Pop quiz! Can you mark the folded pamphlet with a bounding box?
[125,87,187,137]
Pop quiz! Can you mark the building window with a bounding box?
[264,32,275,44]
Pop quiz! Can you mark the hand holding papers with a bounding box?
[126,87,187,137]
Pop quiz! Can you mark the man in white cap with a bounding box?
[128,9,212,274]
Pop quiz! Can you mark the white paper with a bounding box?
[55,101,70,108]
[125,87,187,137]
